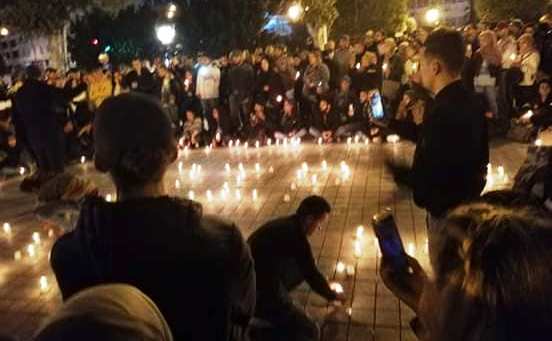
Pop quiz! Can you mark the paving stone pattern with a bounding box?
[0,140,527,340]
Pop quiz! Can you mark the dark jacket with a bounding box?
[255,69,285,103]
[228,63,255,98]
[351,67,381,93]
[279,111,305,134]
[412,81,489,217]
[247,214,337,311]
[311,108,340,132]
[50,196,256,341]
[12,79,71,144]
[124,68,158,95]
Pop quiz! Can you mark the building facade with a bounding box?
[0,34,51,71]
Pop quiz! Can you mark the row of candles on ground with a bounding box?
[2,223,53,293]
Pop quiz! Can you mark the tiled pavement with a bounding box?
[0,139,527,340]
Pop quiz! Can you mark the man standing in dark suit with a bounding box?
[410,29,489,270]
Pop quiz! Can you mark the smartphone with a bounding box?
[372,209,409,271]
[370,90,385,120]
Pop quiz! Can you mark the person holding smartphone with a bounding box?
[248,196,345,341]
[377,195,552,341]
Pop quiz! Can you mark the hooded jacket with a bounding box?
[50,196,255,341]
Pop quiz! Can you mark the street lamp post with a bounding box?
[425,8,441,26]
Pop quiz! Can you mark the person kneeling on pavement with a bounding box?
[248,195,345,341]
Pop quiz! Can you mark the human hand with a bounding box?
[380,255,427,312]
[8,136,16,148]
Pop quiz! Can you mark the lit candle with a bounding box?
[283,194,291,202]
[3,222,11,235]
[347,307,353,316]
[276,139,280,146]
[267,138,272,146]
[255,163,261,174]
[188,190,195,201]
[80,155,86,164]
[356,226,364,239]
[13,250,22,261]
[407,242,416,256]
[32,232,41,245]
[19,167,25,176]
[347,137,352,145]
[364,138,370,145]
[236,139,241,147]
[252,189,258,201]
[296,169,303,180]
[39,276,49,293]
[382,63,388,71]
[276,95,283,103]
[498,166,505,177]
[175,179,181,190]
[295,71,301,80]
[311,174,317,186]
[178,161,184,174]
[235,189,242,201]
[206,190,213,202]
[225,163,231,174]
[27,244,36,258]
[268,166,274,174]
[510,53,517,61]
[317,137,323,146]
[283,138,288,147]
[291,182,297,191]
[356,62,361,70]
[330,282,344,294]
[387,134,400,144]
[106,194,113,202]
[219,189,227,200]
[229,140,234,148]
[238,163,245,172]
[48,229,55,238]
[223,182,229,191]
[255,140,260,149]
[535,139,543,147]
[354,240,362,258]
[354,135,360,144]
[321,160,328,172]
[336,261,346,274]
[244,141,249,149]
[302,162,308,173]
[346,265,355,277]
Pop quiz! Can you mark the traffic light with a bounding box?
[91,38,99,46]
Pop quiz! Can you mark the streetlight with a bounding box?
[156,24,176,45]
[425,8,441,26]
[287,3,304,22]
[0,27,8,37]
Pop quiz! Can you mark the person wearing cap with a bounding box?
[35,284,173,341]
[50,93,256,341]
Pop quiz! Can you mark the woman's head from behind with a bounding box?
[34,284,173,341]
[94,94,177,196]
[421,198,552,341]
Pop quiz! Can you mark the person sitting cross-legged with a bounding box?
[247,196,345,341]
[273,98,307,141]
[50,93,256,341]
[309,98,340,143]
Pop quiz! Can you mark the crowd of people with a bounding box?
[0,14,552,341]
[2,15,552,187]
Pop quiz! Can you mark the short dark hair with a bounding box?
[424,28,465,76]
[26,65,42,80]
[297,196,331,218]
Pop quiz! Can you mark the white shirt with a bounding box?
[196,64,221,99]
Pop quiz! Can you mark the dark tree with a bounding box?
[333,0,408,37]
[475,0,548,22]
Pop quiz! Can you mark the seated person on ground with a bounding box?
[518,79,552,130]
[50,94,255,341]
[309,98,340,143]
[210,106,233,147]
[247,196,345,341]
[182,109,203,148]
[379,193,552,341]
[243,102,270,144]
[34,284,173,341]
[274,99,307,140]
